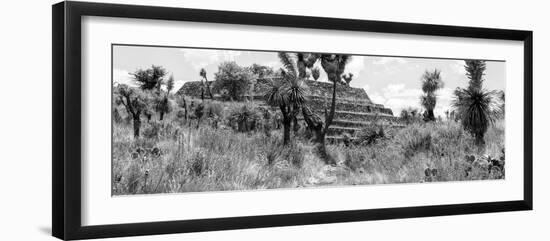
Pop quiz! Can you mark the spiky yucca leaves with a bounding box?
[320,54,352,84]
[264,79,288,108]
[464,60,486,91]
[166,75,175,94]
[420,69,444,122]
[452,87,499,146]
[295,53,320,79]
[263,52,307,145]
[278,52,298,79]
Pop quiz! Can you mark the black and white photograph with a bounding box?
[2,0,545,240]
[111,45,506,195]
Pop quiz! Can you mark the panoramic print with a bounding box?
[111,45,506,195]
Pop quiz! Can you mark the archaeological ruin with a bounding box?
[176,78,400,142]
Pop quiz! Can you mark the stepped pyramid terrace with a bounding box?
[176,78,401,142]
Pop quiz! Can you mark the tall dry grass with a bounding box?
[112,101,505,195]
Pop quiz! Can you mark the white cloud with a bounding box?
[369,92,386,105]
[362,84,370,92]
[173,79,187,92]
[451,60,466,75]
[369,84,422,114]
[179,49,242,70]
[345,56,366,79]
[434,87,455,118]
[370,84,455,118]
[113,68,135,86]
[372,57,408,65]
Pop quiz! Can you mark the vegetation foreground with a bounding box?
[112,100,505,195]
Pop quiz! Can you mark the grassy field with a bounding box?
[112,100,505,195]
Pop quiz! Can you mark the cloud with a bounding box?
[370,84,455,118]
[345,56,366,79]
[450,60,466,75]
[372,57,408,65]
[369,84,422,114]
[362,84,370,92]
[433,87,455,118]
[113,68,134,86]
[262,60,282,71]
[173,79,187,92]
[179,49,242,70]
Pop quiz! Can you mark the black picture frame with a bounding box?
[52,1,533,240]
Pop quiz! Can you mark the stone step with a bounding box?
[307,98,393,115]
[327,126,362,136]
[306,110,397,123]
[307,95,372,106]
[325,135,358,144]
[331,119,373,128]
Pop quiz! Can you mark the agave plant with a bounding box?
[452,87,500,146]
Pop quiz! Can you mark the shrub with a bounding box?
[189,151,209,176]
[228,104,261,132]
[142,121,162,140]
[113,108,123,123]
[286,144,305,168]
[356,122,385,146]
[399,128,432,159]
[205,102,224,118]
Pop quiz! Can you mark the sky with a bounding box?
[113,45,506,118]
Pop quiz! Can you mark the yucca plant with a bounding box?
[199,68,213,99]
[420,69,444,122]
[263,52,307,145]
[452,60,503,147]
[464,60,486,91]
[452,87,499,146]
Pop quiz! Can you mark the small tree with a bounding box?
[249,63,274,78]
[166,74,175,94]
[301,54,352,164]
[342,73,353,86]
[453,87,499,146]
[131,65,167,91]
[453,60,499,147]
[176,95,188,121]
[264,53,307,145]
[194,103,204,128]
[199,68,213,99]
[154,95,172,120]
[154,75,174,120]
[399,107,419,124]
[420,69,444,122]
[213,61,252,101]
[114,84,150,138]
